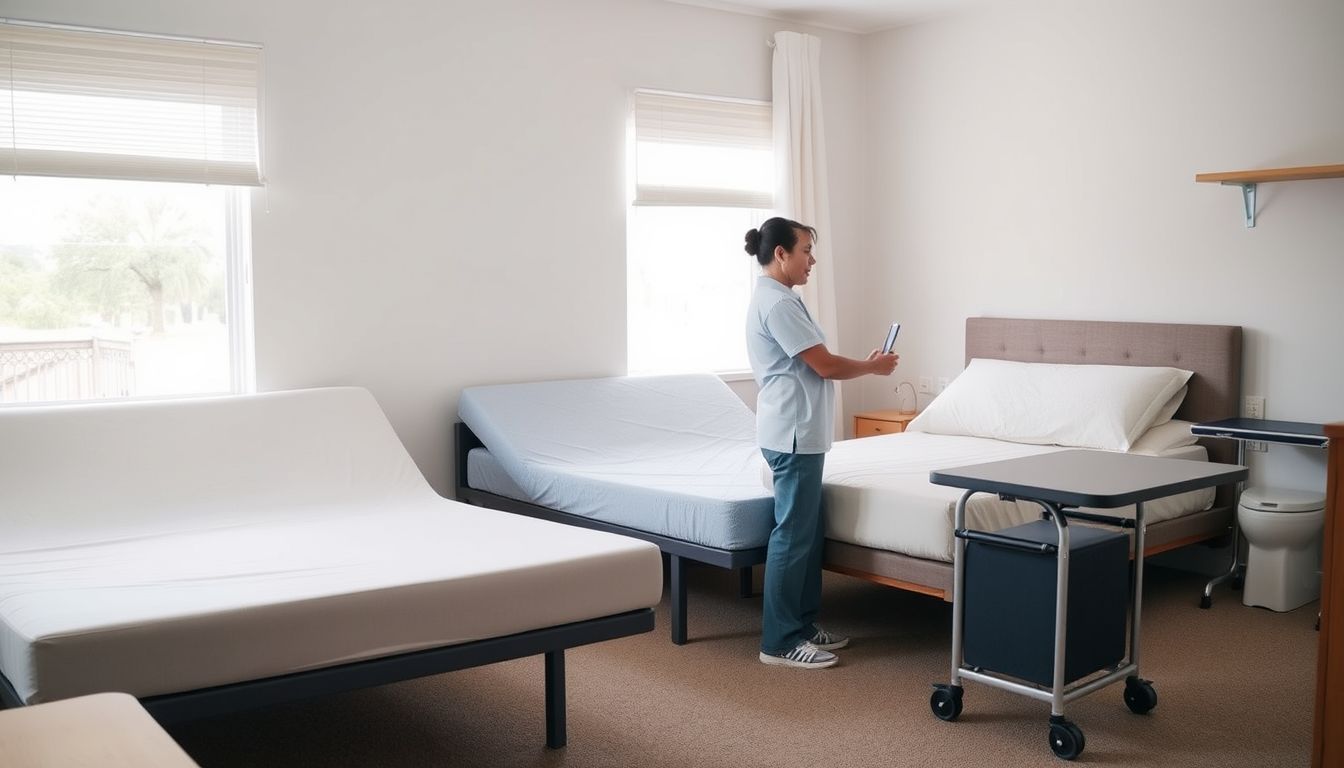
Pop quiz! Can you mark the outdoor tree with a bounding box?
[0,247,80,329]
[53,194,213,333]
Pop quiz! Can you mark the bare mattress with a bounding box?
[0,388,661,705]
[458,375,775,550]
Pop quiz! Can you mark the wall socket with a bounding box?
[918,376,933,394]
[1243,395,1267,451]
[1243,395,1265,420]
[936,377,950,393]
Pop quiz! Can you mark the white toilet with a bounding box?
[1238,486,1326,612]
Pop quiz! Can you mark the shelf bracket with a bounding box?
[1222,181,1257,228]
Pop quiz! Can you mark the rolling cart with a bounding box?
[927,450,1246,760]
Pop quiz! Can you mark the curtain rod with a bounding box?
[1,17,262,49]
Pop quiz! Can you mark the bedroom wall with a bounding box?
[858,0,1344,492]
[6,0,868,493]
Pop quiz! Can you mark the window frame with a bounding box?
[626,88,774,378]
[0,18,259,406]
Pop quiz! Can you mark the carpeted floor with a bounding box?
[169,564,1317,767]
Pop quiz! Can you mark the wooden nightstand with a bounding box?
[0,692,201,767]
[853,409,916,438]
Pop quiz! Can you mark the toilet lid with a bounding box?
[1239,486,1326,513]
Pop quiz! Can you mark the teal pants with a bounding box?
[760,447,826,655]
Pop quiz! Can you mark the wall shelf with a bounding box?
[1195,163,1344,228]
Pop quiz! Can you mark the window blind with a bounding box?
[0,20,262,186]
[633,90,772,208]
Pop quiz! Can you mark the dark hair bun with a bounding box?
[743,228,762,257]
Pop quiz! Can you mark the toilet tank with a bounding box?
[1240,486,1326,513]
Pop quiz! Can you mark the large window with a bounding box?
[0,20,260,405]
[627,90,773,376]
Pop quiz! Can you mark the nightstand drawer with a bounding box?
[854,417,907,437]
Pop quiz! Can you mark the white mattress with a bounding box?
[820,432,1214,563]
[458,375,775,550]
[0,388,663,705]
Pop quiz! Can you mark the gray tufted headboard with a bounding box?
[964,318,1243,485]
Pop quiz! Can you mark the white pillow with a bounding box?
[1151,385,1188,426]
[1128,419,1199,455]
[905,359,1193,452]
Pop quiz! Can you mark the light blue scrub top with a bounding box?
[746,276,835,455]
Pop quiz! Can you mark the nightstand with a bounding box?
[0,693,201,767]
[853,409,916,438]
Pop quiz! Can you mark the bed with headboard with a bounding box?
[454,317,1242,638]
[823,317,1242,598]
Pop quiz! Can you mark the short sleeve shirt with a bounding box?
[745,276,835,454]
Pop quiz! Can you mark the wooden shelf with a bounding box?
[1195,163,1344,184]
[1194,163,1344,228]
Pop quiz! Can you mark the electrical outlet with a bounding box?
[1243,395,1265,420]
[936,377,950,393]
[1247,440,1268,453]
[918,376,932,394]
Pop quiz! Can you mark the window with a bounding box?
[627,90,772,376]
[0,20,260,405]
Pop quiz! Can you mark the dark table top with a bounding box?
[1190,417,1329,448]
[929,449,1247,509]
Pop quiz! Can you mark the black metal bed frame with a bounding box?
[0,608,654,749]
[455,422,766,645]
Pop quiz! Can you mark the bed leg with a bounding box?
[671,554,688,645]
[738,566,754,598]
[545,650,566,749]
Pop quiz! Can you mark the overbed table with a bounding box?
[927,449,1247,760]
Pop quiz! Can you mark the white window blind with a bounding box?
[633,90,772,208]
[0,20,262,186]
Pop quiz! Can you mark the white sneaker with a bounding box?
[759,640,839,669]
[809,624,850,651]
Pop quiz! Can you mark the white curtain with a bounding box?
[773,31,842,436]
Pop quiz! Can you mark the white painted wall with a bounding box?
[6,0,868,493]
[14,0,1336,495]
[859,0,1344,492]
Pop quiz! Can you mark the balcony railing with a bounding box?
[0,334,136,404]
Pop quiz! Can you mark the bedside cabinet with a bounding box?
[0,693,201,767]
[853,409,916,438]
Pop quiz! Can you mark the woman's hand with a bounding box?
[866,350,899,376]
[799,345,898,380]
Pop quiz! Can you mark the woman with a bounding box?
[744,217,898,669]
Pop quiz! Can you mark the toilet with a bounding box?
[1238,486,1326,612]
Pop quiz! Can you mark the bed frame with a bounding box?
[454,422,764,646]
[454,318,1242,633]
[0,609,653,749]
[825,317,1243,599]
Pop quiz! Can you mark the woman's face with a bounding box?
[775,229,815,287]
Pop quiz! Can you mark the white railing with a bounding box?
[0,335,136,403]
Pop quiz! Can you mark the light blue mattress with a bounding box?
[458,375,775,551]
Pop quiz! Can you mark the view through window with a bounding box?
[0,176,248,404]
[627,90,773,376]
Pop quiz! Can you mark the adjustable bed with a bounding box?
[0,387,662,750]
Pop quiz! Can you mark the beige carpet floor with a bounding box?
[169,563,1317,767]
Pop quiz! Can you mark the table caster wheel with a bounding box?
[1123,677,1158,714]
[1048,718,1085,760]
[930,684,963,722]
